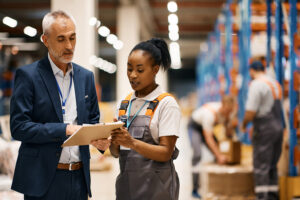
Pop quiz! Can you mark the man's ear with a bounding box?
[41,34,48,48]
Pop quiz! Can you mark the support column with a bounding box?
[116,4,168,102]
[51,0,97,75]
[116,5,140,102]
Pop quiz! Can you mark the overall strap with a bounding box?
[118,93,133,117]
[145,93,173,121]
[259,78,282,100]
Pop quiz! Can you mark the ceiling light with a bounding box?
[89,17,98,26]
[106,34,118,45]
[2,16,17,28]
[167,1,178,13]
[24,26,37,37]
[98,26,110,37]
[113,40,123,50]
[168,24,179,33]
[169,42,181,69]
[96,20,101,28]
[169,32,179,41]
[168,14,178,25]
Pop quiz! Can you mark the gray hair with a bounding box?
[42,10,76,35]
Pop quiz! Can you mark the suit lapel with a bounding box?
[37,57,63,122]
[73,64,84,124]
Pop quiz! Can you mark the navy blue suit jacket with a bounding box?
[10,57,100,197]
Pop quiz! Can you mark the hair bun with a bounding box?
[147,38,171,70]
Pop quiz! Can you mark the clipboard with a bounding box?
[62,122,124,147]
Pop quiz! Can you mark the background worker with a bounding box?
[242,60,284,200]
[187,95,237,198]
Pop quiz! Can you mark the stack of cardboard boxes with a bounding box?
[201,140,255,200]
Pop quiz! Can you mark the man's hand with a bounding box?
[91,138,111,151]
[66,125,81,136]
[217,154,227,165]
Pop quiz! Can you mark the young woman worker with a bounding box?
[110,38,181,200]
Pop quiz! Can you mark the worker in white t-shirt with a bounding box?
[188,95,236,199]
[109,38,181,200]
[242,61,284,200]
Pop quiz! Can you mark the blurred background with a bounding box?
[0,0,300,199]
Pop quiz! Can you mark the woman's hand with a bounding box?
[111,128,135,149]
[91,138,111,151]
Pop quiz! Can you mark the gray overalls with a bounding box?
[116,93,179,200]
[252,79,283,200]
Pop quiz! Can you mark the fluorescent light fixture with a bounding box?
[168,14,178,25]
[90,55,117,74]
[13,42,40,51]
[169,32,179,41]
[89,17,98,26]
[169,42,181,69]
[168,24,179,33]
[89,55,98,65]
[24,26,37,37]
[113,40,123,50]
[3,16,17,28]
[98,26,110,37]
[167,1,178,13]
[106,34,118,45]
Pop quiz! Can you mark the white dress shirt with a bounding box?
[48,54,81,163]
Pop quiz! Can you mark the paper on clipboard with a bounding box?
[62,122,124,147]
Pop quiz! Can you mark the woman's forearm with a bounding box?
[130,137,177,162]
[109,143,120,158]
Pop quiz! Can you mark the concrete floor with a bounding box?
[90,117,195,200]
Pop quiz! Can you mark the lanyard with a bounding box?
[55,73,73,115]
[127,100,149,128]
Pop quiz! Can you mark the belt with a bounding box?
[57,162,83,171]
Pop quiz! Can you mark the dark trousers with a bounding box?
[252,129,282,200]
[24,168,88,200]
[188,120,216,191]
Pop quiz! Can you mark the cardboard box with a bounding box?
[280,176,300,200]
[201,164,254,196]
[220,140,241,164]
[204,194,255,200]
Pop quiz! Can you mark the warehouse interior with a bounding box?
[0,0,300,200]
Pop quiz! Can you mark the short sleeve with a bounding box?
[245,81,261,112]
[158,97,181,138]
[201,113,215,133]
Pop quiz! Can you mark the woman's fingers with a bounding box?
[91,139,111,150]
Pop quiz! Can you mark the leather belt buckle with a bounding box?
[57,162,82,171]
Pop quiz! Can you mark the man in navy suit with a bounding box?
[10,10,110,200]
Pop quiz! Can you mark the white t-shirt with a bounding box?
[245,75,280,117]
[116,85,181,144]
[191,102,221,133]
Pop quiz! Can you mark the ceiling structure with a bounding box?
[0,0,226,68]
